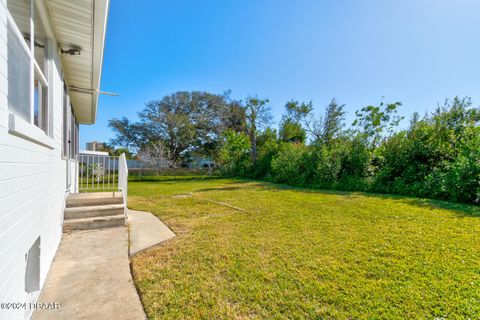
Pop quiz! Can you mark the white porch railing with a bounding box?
[77,154,120,191]
[118,153,129,214]
[76,153,129,216]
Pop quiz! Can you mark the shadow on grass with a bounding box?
[193,177,480,217]
[315,188,480,217]
[359,194,480,217]
[129,176,222,183]
[128,174,480,217]
[195,186,246,192]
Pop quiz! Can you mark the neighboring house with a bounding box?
[189,157,215,169]
[0,0,109,319]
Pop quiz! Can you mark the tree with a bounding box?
[217,98,246,134]
[110,147,134,159]
[250,127,279,179]
[219,130,250,175]
[91,163,105,183]
[243,96,272,162]
[283,100,313,123]
[352,100,403,148]
[137,142,174,174]
[138,95,196,163]
[282,100,319,141]
[281,99,346,145]
[279,119,306,143]
[109,91,243,164]
[279,100,311,143]
[320,99,346,146]
[97,143,135,159]
[108,117,153,151]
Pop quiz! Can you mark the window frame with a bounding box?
[62,82,69,159]
[69,105,77,159]
[6,0,51,136]
[62,81,79,161]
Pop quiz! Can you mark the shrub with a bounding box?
[219,130,251,176]
[221,96,480,205]
[271,143,307,184]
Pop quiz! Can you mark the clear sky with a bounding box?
[80,0,480,148]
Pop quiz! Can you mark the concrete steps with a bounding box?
[66,192,124,207]
[63,215,126,233]
[64,204,125,219]
[63,192,125,233]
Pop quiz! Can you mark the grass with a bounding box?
[129,176,480,319]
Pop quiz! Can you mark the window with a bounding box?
[74,122,79,156]
[62,83,68,158]
[7,0,50,135]
[69,108,79,159]
[62,83,79,160]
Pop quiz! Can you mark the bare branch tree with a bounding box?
[137,142,174,174]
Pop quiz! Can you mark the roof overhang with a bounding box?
[47,0,110,124]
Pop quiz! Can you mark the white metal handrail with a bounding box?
[77,154,120,191]
[76,153,129,217]
[118,153,129,218]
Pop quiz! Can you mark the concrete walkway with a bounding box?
[128,209,176,256]
[32,227,146,320]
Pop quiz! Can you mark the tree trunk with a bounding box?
[251,131,257,163]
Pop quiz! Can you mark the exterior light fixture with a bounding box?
[60,48,81,56]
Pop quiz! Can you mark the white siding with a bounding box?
[0,1,78,319]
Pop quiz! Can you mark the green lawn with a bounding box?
[129,176,480,319]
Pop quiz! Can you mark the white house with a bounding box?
[0,0,109,319]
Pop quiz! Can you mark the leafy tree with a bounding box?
[284,100,314,123]
[97,143,135,159]
[271,143,307,184]
[353,100,403,148]
[243,96,272,162]
[279,119,306,143]
[108,117,153,151]
[283,100,320,141]
[374,97,479,203]
[282,99,346,145]
[111,147,134,159]
[320,99,346,146]
[253,127,279,178]
[138,94,196,163]
[219,130,250,175]
[278,100,310,143]
[257,127,278,146]
[217,98,245,134]
[109,91,243,164]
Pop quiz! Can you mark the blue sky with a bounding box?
[81,0,480,148]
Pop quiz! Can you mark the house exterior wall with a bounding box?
[0,0,78,318]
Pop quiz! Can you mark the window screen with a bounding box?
[70,109,76,159]
[62,84,68,158]
[7,0,50,133]
[7,19,31,121]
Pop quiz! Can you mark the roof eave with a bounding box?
[89,0,110,125]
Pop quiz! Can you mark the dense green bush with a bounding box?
[220,96,479,204]
[218,130,251,176]
[271,143,307,184]
[373,97,480,203]
[250,128,280,179]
